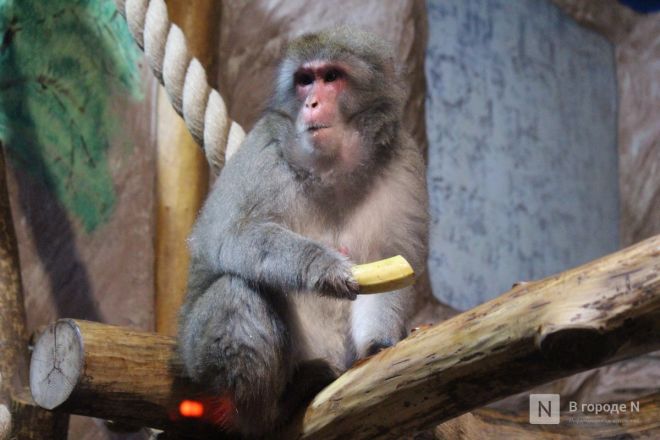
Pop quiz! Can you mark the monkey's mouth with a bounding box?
[306,124,330,133]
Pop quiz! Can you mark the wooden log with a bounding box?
[0,143,68,440]
[155,0,218,336]
[8,388,69,440]
[29,235,660,437]
[29,319,180,429]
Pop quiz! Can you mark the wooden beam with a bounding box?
[155,0,218,336]
[0,144,68,440]
[29,235,660,437]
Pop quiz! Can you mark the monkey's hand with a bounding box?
[308,250,359,300]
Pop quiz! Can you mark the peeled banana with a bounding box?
[351,255,415,294]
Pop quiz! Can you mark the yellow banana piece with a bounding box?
[351,255,415,294]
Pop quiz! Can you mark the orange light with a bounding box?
[179,399,204,418]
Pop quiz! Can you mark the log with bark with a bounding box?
[30,320,180,429]
[0,144,69,440]
[29,234,660,438]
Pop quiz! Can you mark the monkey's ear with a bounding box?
[382,58,408,102]
[382,57,398,78]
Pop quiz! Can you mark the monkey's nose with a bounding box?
[306,99,319,109]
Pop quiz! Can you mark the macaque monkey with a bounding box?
[178,28,428,436]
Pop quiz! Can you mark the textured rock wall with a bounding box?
[425,0,620,310]
[617,14,660,245]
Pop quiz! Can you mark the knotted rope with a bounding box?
[114,0,245,173]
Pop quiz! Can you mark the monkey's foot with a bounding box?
[411,323,434,333]
[365,339,395,356]
[349,340,396,369]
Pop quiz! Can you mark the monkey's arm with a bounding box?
[211,221,358,299]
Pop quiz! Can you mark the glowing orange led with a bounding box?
[179,399,204,418]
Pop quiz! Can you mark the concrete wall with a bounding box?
[425,0,619,310]
[617,14,660,246]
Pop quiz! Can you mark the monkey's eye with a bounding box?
[295,72,314,86]
[324,69,341,83]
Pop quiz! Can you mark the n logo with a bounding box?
[529,394,560,424]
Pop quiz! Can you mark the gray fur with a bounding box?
[178,28,428,437]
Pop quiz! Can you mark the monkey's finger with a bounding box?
[351,255,415,294]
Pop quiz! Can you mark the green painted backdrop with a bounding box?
[0,0,142,231]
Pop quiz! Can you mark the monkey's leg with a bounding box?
[350,288,410,358]
[277,359,338,426]
[178,274,295,436]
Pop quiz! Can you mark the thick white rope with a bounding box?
[115,0,245,173]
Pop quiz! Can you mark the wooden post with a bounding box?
[0,144,68,439]
[155,0,218,336]
[29,235,660,437]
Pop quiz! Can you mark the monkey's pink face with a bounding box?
[293,61,363,175]
[295,61,345,130]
